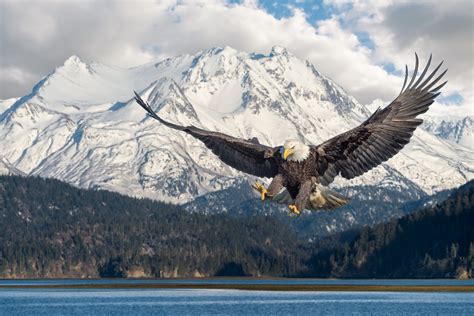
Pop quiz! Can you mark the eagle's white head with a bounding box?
[281,139,310,162]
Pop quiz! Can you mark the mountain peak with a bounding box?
[56,54,92,78]
[63,55,85,67]
[269,45,289,57]
[200,46,239,57]
[221,45,238,54]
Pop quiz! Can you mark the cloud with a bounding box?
[1,0,471,118]
[0,0,167,98]
[327,0,474,116]
[0,0,396,104]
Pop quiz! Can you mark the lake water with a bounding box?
[1,279,473,315]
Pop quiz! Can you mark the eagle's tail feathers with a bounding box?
[309,184,349,210]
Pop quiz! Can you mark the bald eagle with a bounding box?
[134,54,446,215]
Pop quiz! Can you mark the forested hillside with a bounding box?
[308,180,474,278]
[0,175,472,278]
[0,176,307,278]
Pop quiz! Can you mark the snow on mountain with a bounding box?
[421,116,473,148]
[0,156,26,176]
[0,98,17,116]
[0,46,472,204]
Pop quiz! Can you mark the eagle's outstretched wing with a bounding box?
[134,92,280,178]
[312,54,447,186]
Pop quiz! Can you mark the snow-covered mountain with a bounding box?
[0,46,473,206]
[422,116,473,148]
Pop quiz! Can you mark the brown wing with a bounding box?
[134,92,280,178]
[312,54,447,185]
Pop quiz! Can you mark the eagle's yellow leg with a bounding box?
[252,180,268,201]
[288,204,301,216]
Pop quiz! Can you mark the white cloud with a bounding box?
[1,0,471,118]
[326,0,473,116]
[0,66,36,85]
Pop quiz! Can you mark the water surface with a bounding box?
[1,288,473,315]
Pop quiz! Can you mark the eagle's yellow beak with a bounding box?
[283,148,294,160]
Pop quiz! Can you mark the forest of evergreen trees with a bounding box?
[0,175,309,278]
[307,179,474,279]
[0,175,472,278]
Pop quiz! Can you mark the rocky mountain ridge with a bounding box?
[0,46,472,207]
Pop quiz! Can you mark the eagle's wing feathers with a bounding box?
[313,54,447,186]
[134,92,279,178]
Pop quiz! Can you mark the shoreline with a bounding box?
[1,276,472,281]
[1,283,473,292]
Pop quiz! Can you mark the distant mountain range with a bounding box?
[422,116,472,147]
[0,46,472,235]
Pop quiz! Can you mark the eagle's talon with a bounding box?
[252,180,268,201]
[288,204,301,215]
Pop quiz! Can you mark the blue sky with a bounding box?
[252,0,331,21]
[238,1,376,49]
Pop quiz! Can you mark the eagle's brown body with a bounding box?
[134,54,447,215]
[278,150,319,198]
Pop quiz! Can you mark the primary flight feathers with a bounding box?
[134,91,280,178]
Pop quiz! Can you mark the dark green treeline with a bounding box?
[0,175,472,278]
